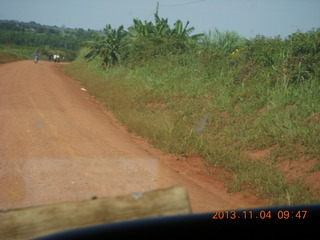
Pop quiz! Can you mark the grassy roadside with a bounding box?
[0,44,77,64]
[0,52,23,63]
[0,45,33,63]
[62,45,320,205]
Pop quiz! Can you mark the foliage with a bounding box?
[0,44,32,63]
[242,35,285,66]
[0,20,93,57]
[240,29,320,84]
[127,13,202,39]
[200,28,245,54]
[85,13,203,67]
[284,29,320,83]
[0,44,77,63]
[85,25,127,67]
[65,28,320,205]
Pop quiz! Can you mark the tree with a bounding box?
[85,24,127,67]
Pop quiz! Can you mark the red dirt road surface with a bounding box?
[0,61,263,212]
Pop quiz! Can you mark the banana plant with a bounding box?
[128,14,173,38]
[85,13,203,67]
[154,14,171,37]
[129,18,155,37]
[171,19,204,40]
[85,24,127,67]
[127,12,203,40]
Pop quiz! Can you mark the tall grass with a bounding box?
[63,29,320,205]
[201,28,245,53]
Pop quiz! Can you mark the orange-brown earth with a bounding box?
[0,60,264,213]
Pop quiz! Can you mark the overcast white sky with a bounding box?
[0,0,319,38]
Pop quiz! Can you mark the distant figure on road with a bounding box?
[53,54,60,63]
[33,50,40,63]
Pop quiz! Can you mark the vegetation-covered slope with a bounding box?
[63,13,320,205]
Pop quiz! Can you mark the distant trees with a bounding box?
[0,20,92,50]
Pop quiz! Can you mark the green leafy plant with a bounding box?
[85,13,203,68]
[85,24,127,68]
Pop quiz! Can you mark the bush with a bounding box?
[284,29,320,83]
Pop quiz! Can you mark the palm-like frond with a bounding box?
[85,24,127,65]
[84,12,204,67]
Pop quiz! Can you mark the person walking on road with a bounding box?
[33,50,40,63]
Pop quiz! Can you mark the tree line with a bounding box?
[0,20,93,50]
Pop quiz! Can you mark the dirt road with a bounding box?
[0,60,263,212]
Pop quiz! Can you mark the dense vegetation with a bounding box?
[84,13,203,68]
[0,20,93,61]
[0,20,92,49]
[0,44,36,63]
[64,13,320,205]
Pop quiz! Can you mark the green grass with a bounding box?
[0,44,76,63]
[0,52,22,63]
[62,29,320,205]
[0,44,33,63]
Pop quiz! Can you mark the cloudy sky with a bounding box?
[0,0,319,38]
